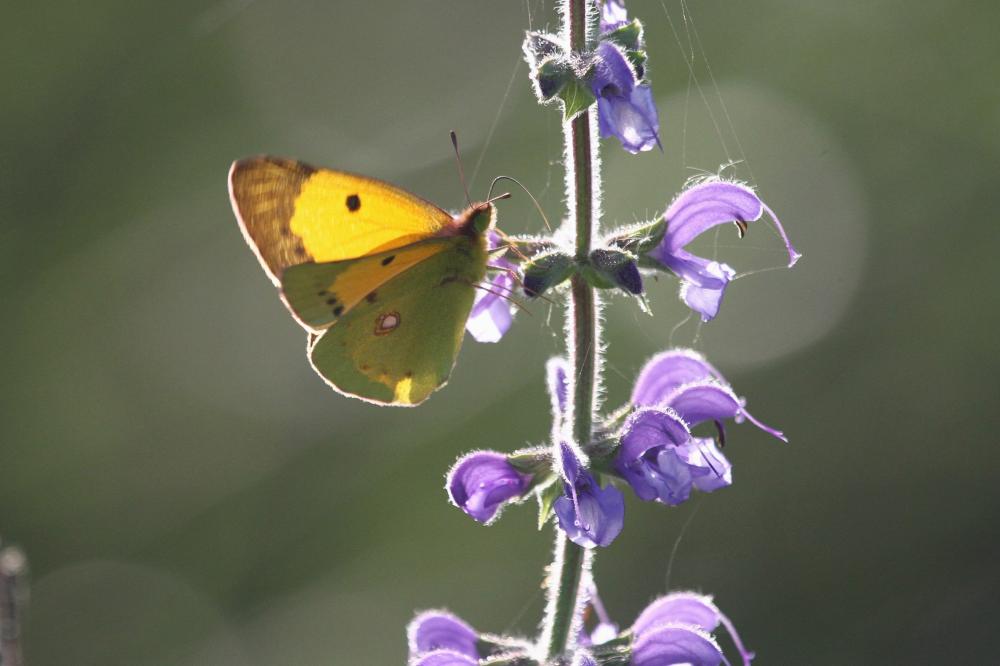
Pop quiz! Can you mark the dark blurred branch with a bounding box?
[0,543,27,666]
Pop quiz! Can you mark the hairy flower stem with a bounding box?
[542,0,600,660]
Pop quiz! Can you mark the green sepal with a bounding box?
[601,18,644,51]
[522,251,576,298]
[508,446,552,477]
[536,57,573,101]
[536,476,563,529]
[476,634,537,664]
[589,631,635,665]
[586,437,621,470]
[558,76,598,120]
[584,248,642,294]
[523,30,565,63]
[626,48,648,81]
[606,217,667,256]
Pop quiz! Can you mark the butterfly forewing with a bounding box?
[229,157,454,284]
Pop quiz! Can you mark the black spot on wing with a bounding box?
[346,194,361,212]
[381,255,395,266]
[365,291,378,303]
[333,305,345,317]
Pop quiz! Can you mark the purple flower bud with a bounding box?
[546,356,571,429]
[411,650,478,666]
[592,42,660,154]
[407,611,479,660]
[447,451,533,524]
[632,592,754,665]
[467,231,517,343]
[631,349,787,443]
[554,443,625,548]
[647,180,800,320]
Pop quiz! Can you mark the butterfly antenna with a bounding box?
[450,130,473,208]
[471,283,531,315]
[487,175,552,232]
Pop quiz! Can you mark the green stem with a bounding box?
[542,0,600,660]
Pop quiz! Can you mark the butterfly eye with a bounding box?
[375,311,401,336]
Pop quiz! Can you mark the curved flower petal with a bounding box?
[647,180,799,320]
[554,478,625,548]
[658,181,765,253]
[447,451,533,524]
[598,84,660,154]
[600,0,629,33]
[683,437,733,492]
[411,650,479,666]
[619,408,691,460]
[616,407,693,503]
[631,623,725,666]
[467,231,517,343]
[677,258,736,320]
[593,41,636,97]
[633,593,721,636]
[662,380,787,443]
[632,593,754,665]
[467,274,514,343]
[661,381,742,427]
[630,349,723,407]
[408,611,479,659]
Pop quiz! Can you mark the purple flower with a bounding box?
[631,592,754,666]
[631,349,787,443]
[616,349,782,505]
[407,611,479,660]
[592,41,660,154]
[647,180,801,321]
[447,451,533,524]
[553,443,625,548]
[600,0,629,33]
[616,408,729,506]
[572,651,598,666]
[466,231,517,343]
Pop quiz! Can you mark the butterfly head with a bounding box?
[455,193,507,237]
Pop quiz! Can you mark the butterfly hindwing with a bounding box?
[308,236,488,406]
[280,239,453,331]
[229,156,454,285]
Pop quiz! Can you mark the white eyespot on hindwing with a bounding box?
[375,311,401,336]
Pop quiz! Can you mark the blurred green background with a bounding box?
[3,0,998,663]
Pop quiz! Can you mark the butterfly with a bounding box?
[229,156,504,406]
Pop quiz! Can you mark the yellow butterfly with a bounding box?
[229,156,503,406]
